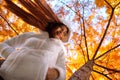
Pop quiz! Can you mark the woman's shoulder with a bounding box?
[18,32,35,37]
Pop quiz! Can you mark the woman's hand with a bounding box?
[45,68,59,80]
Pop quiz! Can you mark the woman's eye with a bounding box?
[63,31,68,36]
[64,32,67,36]
[57,31,62,35]
[55,31,60,35]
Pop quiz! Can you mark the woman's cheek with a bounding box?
[54,35,59,39]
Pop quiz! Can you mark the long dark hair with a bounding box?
[4,0,62,31]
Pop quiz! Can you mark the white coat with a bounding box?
[0,31,66,80]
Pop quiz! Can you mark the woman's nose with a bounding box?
[60,32,64,37]
[59,32,65,39]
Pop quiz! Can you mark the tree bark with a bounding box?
[69,60,94,80]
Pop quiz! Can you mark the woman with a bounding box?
[0,0,71,80]
[0,22,70,80]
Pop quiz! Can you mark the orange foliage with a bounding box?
[0,0,120,80]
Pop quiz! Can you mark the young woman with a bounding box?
[0,0,71,80]
[0,22,70,80]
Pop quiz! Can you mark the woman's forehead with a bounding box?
[53,25,68,32]
[55,27,62,31]
[62,26,67,30]
[56,26,67,30]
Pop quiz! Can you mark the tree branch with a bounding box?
[93,70,112,80]
[104,0,120,9]
[79,44,87,63]
[95,44,120,60]
[94,63,120,72]
[104,0,113,9]
[0,14,18,35]
[82,6,89,60]
[92,0,116,59]
[58,0,82,18]
[91,74,95,80]
[114,2,120,8]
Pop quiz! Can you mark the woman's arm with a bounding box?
[55,50,66,80]
[0,42,15,58]
[0,32,34,58]
[46,50,66,80]
[45,49,66,80]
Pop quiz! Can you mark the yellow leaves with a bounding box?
[94,49,120,79]
[95,0,105,8]
[95,0,120,8]
[0,35,6,42]
[95,0,120,17]
[66,48,86,79]
[0,0,39,42]
[66,65,73,80]
[0,0,120,79]
[89,15,95,22]
[106,0,120,7]
[71,32,79,40]
[111,53,120,60]
[115,7,120,16]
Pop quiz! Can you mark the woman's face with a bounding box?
[51,26,68,42]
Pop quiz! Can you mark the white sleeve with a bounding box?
[54,50,66,80]
[0,43,15,58]
[0,32,34,58]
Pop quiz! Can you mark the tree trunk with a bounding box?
[69,60,94,80]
